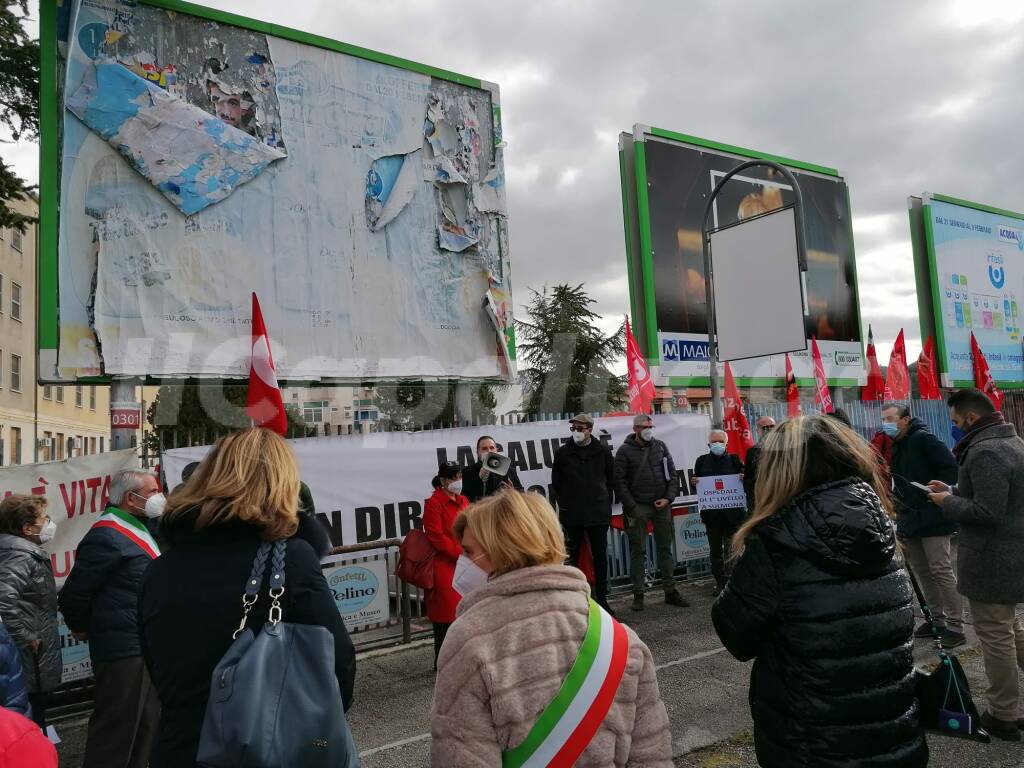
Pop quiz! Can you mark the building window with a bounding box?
[10,282,20,322]
[56,433,64,460]
[43,431,52,462]
[89,386,96,410]
[89,437,97,454]
[0,274,4,314]
[11,230,22,253]
[99,436,105,453]
[302,401,328,424]
[75,385,83,407]
[10,427,20,465]
[55,386,63,403]
[43,385,52,400]
[10,355,20,393]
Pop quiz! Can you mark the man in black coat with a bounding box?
[691,429,745,595]
[882,403,963,646]
[742,416,775,509]
[551,414,615,611]
[461,435,524,502]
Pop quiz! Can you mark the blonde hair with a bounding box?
[732,415,891,556]
[164,428,300,541]
[453,491,567,576]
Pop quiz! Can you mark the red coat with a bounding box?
[0,707,57,768]
[423,487,468,623]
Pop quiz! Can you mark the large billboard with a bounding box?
[619,126,864,386]
[40,0,515,383]
[912,193,1024,387]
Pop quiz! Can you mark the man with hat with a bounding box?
[614,414,689,611]
[552,414,616,612]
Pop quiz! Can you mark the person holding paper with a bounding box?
[691,430,745,595]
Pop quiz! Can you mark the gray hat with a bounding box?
[633,413,653,427]
[570,413,594,426]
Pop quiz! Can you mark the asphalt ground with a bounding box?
[53,582,1024,767]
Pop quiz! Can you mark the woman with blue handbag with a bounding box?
[140,428,357,768]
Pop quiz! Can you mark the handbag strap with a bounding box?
[233,540,287,639]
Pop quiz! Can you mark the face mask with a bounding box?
[709,442,726,456]
[448,480,463,495]
[881,422,899,438]
[36,519,57,545]
[452,554,489,597]
[640,428,654,442]
[144,493,167,519]
[572,430,587,444]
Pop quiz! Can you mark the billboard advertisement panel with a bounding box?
[40,0,514,383]
[919,194,1024,386]
[619,127,864,386]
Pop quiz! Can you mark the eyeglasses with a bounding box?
[569,425,590,432]
[759,425,775,432]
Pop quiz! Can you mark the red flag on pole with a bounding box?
[785,353,801,417]
[247,292,288,435]
[723,362,754,460]
[970,332,1004,411]
[917,335,941,400]
[883,329,911,401]
[862,324,884,401]
[625,318,656,414]
[811,338,834,414]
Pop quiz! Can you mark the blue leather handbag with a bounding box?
[197,540,359,767]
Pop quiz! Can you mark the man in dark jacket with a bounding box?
[614,414,688,611]
[741,416,775,508]
[692,429,745,595]
[59,470,163,768]
[883,403,963,646]
[928,389,1024,741]
[552,414,615,611]
[461,435,524,502]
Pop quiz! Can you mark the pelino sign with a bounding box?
[321,554,390,632]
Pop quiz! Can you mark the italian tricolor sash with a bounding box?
[93,507,160,559]
[503,599,629,768]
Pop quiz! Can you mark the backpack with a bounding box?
[395,529,435,589]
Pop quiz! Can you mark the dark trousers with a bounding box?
[564,524,610,607]
[27,691,47,729]
[432,622,451,668]
[83,656,160,768]
[703,512,740,581]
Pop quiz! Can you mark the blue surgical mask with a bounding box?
[881,422,899,438]
[709,442,726,456]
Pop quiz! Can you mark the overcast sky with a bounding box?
[6,0,1024,372]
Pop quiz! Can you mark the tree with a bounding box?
[373,380,498,431]
[516,284,626,416]
[0,0,39,231]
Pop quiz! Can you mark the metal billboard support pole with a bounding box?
[701,160,808,429]
[110,377,140,452]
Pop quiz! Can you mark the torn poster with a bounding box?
[484,277,516,378]
[66,59,285,215]
[366,149,421,231]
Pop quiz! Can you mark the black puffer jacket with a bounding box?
[613,435,679,511]
[891,418,958,538]
[551,438,615,526]
[711,479,927,768]
[0,534,61,692]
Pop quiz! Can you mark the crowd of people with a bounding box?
[0,389,1021,766]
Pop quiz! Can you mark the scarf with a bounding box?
[952,412,1005,463]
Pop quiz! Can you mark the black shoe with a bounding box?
[712,576,726,597]
[981,711,1021,741]
[940,628,967,648]
[631,593,644,612]
[914,621,943,638]
[664,590,690,608]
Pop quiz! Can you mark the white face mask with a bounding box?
[452,554,489,597]
[572,430,587,444]
[36,519,57,545]
[447,480,463,495]
[640,427,654,442]
[144,493,167,519]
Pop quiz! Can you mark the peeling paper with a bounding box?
[366,149,421,231]
[438,183,480,252]
[67,59,286,215]
[434,155,467,185]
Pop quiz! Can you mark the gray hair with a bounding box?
[881,402,911,419]
[709,429,727,442]
[108,470,155,506]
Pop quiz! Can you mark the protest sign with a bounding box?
[695,474,747,513]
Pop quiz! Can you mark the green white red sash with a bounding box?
[503,599,629,768]
[93,507,160,559]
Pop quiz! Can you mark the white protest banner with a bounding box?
[0,450,138,587]
[321,554,390,632]
[673,511,710,562]
[695,474,747,514]
[164,413,711,549]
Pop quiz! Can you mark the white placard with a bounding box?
[321,555,391,632]
[695,474,747,513]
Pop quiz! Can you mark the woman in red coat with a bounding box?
[423,461,469,665]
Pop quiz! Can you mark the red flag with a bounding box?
[723,362,754,461]
[917,335,941,400]
[785,353,801,417]
[625,318,656,414]
[883,329,911,401]
[862,325,884,401]
[970,332,1004,411]
[247,292,288,435]
[811,337,834,414]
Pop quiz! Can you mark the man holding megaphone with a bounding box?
[462,436,524,502]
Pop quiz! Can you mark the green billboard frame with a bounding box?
[619,125,863,388]
[38,0,503,385]
[918,192,1024,389]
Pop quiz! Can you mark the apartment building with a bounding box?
[283,385,379,435]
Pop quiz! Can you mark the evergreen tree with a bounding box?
[0,0,39,230]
